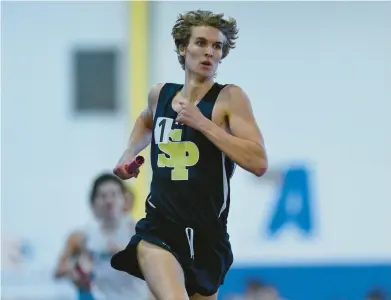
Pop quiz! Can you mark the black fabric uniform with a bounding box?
[111,82,236,297]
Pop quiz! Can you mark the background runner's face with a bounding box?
[182,26,225,78]
[92,181,124,221]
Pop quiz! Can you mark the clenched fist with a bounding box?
[175,100,207,131]
[113,149,140,180]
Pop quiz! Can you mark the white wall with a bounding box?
[2,1,129,275]
[150,2,391,264]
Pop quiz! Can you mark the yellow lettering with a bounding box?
[157,129,200,180]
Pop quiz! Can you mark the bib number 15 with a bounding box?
[154,117,199,181]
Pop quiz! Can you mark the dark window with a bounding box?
[73,49,118,113]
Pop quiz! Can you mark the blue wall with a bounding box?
[219,264,391,300]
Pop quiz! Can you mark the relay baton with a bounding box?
[74,261,93,290]
[125,156,145,174]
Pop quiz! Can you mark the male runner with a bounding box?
[54,173,149,300]
[111,9,268,300]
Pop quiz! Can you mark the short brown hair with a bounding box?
[172,10,239,70]
[90,173,126,205]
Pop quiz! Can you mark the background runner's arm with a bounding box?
[54,231,84,279]
[199,85,268,177]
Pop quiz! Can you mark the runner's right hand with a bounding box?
[113,149,140,180]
